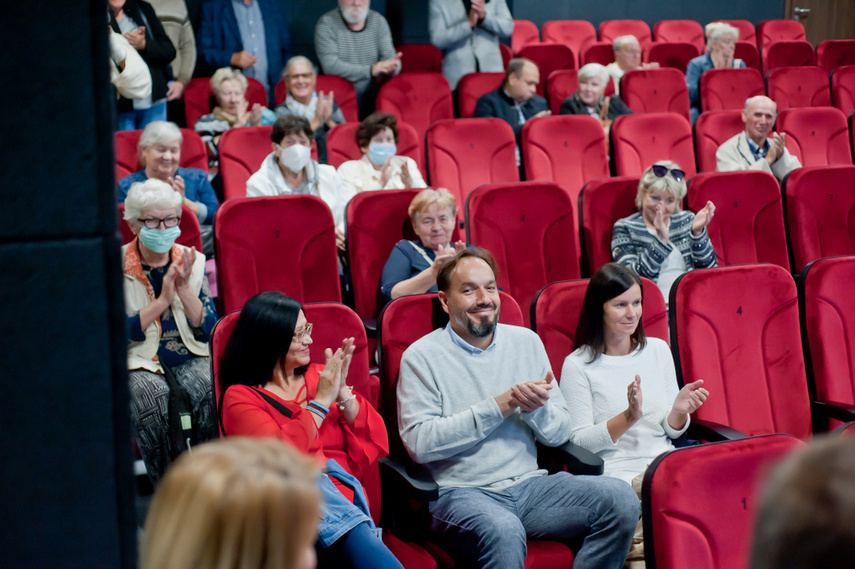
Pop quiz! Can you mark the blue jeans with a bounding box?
[429,472,639,569]
[316,522,404,569]
[117,101,167,131]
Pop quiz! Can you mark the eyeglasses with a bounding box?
[651,165,685,183]
[138,216,180,229]
[293,323,313,342]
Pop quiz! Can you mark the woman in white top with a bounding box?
[336,112,427,195]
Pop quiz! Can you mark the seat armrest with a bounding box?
[379,457,439,501]
[688,418,748,441]
[361,316,377,338]
[538,441,604,476]
[812,400,855,424]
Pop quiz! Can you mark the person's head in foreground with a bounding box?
[742,95,778,146]
[271,115,315,176]
[408,187,457,251]
[123,178,183,255]
[437,248,501,347]
[139,436,321,569]
[576,63,611,107]
[635,160,687,228]
[751,433,855,569]
[504,58,540,104]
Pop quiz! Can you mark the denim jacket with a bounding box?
[318,459,378,547]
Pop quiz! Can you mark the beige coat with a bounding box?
[716,131,801,182]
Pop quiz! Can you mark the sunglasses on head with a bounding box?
[651,165,685,183]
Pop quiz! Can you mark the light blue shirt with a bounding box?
[746,137,770,161]
[446,321,499,355]
[231,0,269,93]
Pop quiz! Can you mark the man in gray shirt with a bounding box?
[397,248,638,569]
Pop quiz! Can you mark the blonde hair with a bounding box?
[635,160,687,209]
[139,438,321,569]
[408,187,457,221]
[210,67,248,98]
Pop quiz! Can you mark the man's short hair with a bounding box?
[504,58,536,85]
[436,248,498,293]
[744,95,777,115]
[612,35,639,52]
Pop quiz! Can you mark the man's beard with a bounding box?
[341,5,369,25]
[455,304,500,338]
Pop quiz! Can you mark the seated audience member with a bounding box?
[122,179,218,483]
[561,262,709,568]
[139,437,321,569]
[686,23,744,123]
[118,121,219,256]
[397,247,639,568]
[380,188,464,301]
[612,161,717,303]
[109,29,152,101]
[473,58,551,168]
[336,112,427,194]
[194,67,276,167]
[196,0,291,104]
[751,434,855,569]
[246,115,353,250]
[605,35,659,95]
[218,292,404,569]
[109,0,176,131]
[275,55,346,165]
[559,63,633,125]
[428,0,513,90]
[315,0,401,111]
[716,95,801,182]
[149,0,195,104]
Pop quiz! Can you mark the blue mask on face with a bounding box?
[368,142,397,166]
[138,225,181,253]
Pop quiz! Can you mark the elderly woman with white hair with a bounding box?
[559,63,633,121]
[118,121,219,255]
[611,161,717,303]
[686,22,745,123]
[194,67,276,166]
[123,178,217,483]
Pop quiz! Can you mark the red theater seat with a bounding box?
[653,20,705,52]
[325,121,423,172]
[831,65,855,117]
[218,126,273,200]
[693,109,744,172]
[456,72,504,119]
[762,40,816,73]
[776,107,852,167]
[687,171,789,269]
[578,176,639,275]
[766,66,831,109]
[699,68,764,113]
[714,20,756,47]
[816,40,855,74]
[114,129,208,182]
[757,19,806,54]
[516,43,577,97]
[611,112,696,177]
[542,20,597,67]
[643,42,699,72]
[735,41,762,71]
[376,73,453,144]
[512,19,540,53]
[598,20,652,48]
[184,76,267,129]
[396,43,443,74]
[620,68,691,122]
[581,41,616,66]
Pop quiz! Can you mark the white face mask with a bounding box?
[278,144,311,173]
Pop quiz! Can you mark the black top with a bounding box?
[473,87,549,142]
[559,94,633,120]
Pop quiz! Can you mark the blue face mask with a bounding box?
[138,225,181,253]
[368,142,397,166]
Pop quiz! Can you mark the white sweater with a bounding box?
[560,338,688,484]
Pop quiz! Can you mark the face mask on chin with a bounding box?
[278,143,312,173]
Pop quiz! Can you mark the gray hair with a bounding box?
[138,121,182,152]
[635,160,687,209]
[577,63,610,85]
[210,67,248,98]
[706,22,739,43]
[123,179,183,230]
[745,95,777,114]
[613,35,639,52]
[282,55,317,79]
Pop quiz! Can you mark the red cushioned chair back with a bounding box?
[688,171,789,269]
[734,41,761,71]
[714,20,756,47]
[210,310,239,436]
[214,195,341,312]
[426,118,518,224]
[542,20,597,67]
[757,19,806,53]
[115,129,208,182]
[184,77,267,128]
[465,182,581,327]
[396,43,443,74]
[545,69,616,115]
[500,43,513,68]
[620,68,691,122]
[831,65,855,117]
[699,68,764,113]
[817,40,855,74]
[777,107,853,167]
[670,264,812,438]
[581,41,616,66]
[643,42,700,72]
[598,20,652,48]
[512,19,540,53]
[578,176,639,275]
[653,20,705,52]
[117,203,203,252]
[313,75,359,123]
[515,43,577,97]
[783,165,855,272]
[642,434,805,569]
[763,40,816,73]
[244,77,268,107]
[531,276,667,383]
[611,112,696,177]
[376,73,453,144]
[767,66,831,109]
[325,120,423,172]
[693,109,744,172]
[456,72,505,118]
[218,126,274,200]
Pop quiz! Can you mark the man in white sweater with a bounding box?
[397,248,638,569]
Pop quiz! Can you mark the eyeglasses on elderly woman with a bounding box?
[651,165,685,183]
[138,216,180,229]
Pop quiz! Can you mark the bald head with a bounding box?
[613,35,641,71]
[742,96,777,145]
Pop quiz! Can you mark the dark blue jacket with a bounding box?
[473,86,548,142]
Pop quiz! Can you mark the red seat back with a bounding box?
[456,72,505,118]
[214,195,341,312]
[767,66,831,109]
[325,121,423,172]
[777,107,852,167]
[581,41,616,66]
[611,112,696,177]
[500,43,513,68]
[643,434,805,569]
[117,203,203,252]
[546,69,615,114]
[578,176,639,274]
[426,118,519,223]
[512,19,540,53]
[531,276,667,382]
[465,182,581,326]
[515,43,577,97]
[763,40,816,73]
[115,129,208,182]
[783,165,855,271]
[714,20,756,47]
[699,68,764,113]
[831,65,855,117]
[541,20,597,67]
[598,20,652,48]
[687,171,789,269]
[643,42,700,72]
[757,19,806,53]
[396,43,443,74]
[620,68,691,122]
[653,20,705,53]
[376,73,454,144]
[694,109,744,172]
[670,264,812,438]
[816,40,855,74]
[735,41,762,71]
[184,77,267,129]
[218,126,273,200]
